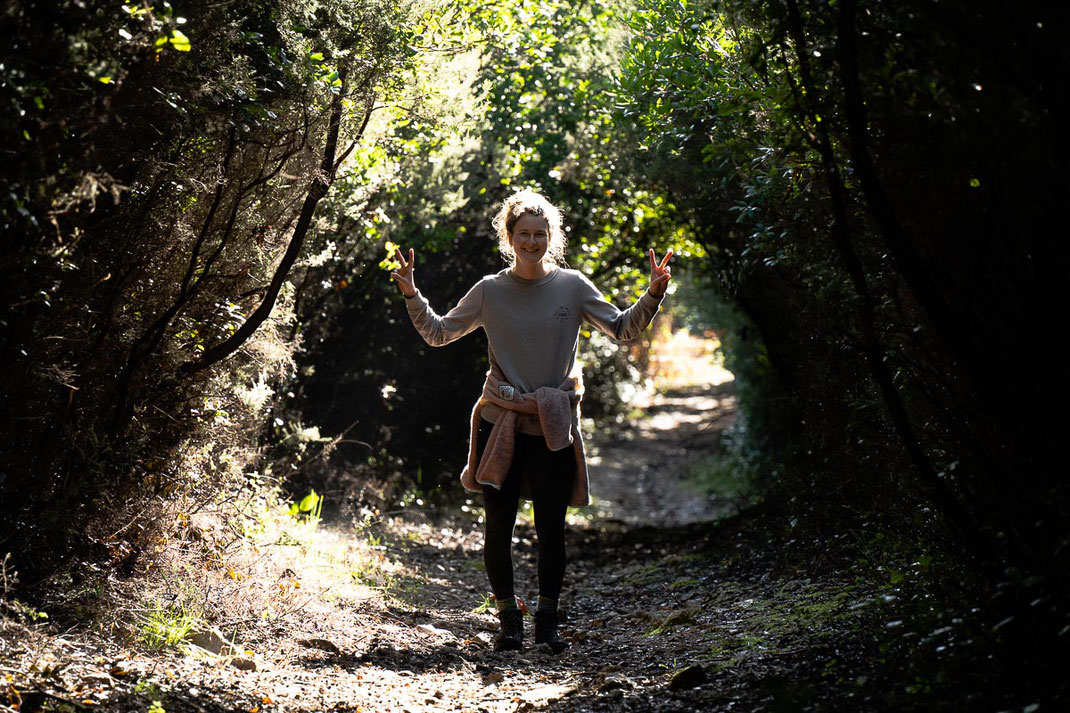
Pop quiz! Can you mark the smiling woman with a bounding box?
[389,188,672,655]
[492,190,567,276]
[507,212,551,277]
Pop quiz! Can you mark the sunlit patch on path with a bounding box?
[585,327,740,528]
[2,330,878,713]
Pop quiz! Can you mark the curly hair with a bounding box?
[491,189,568,266]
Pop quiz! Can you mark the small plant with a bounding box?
[0,554,46,622]
[136,679,167,713]
[2,553,48,622]
[288,489,324,525]
[6,599,49,622]
[139,599,200,651]
[471,593,494,614]
[135,679,161,697]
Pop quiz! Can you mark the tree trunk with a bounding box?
[182,72,354,374]
[781,0,991,562]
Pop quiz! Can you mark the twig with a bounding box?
[17,687,92,711]
[151,404,180,423]
[679,410,737,444]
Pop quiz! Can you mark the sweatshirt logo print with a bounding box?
[554,306,571,322]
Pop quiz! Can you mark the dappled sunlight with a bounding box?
[648,327,735,393]
[582,327,741,528]
[638,390,735,432]
[0,373,746,713]
[2,0,1059,706]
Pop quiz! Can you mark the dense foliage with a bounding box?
[1,0,419,574]
[277,0,695,508]
[616,0,1065,571]
[1,1,1065,702]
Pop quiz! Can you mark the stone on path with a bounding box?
[189,627,234,655]
[298,638,341,654]
[669,664,707,691]
[519,683,577,704]
[230,656,256,671]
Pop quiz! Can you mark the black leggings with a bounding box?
[477,419,576,602]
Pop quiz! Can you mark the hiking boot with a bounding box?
[534,609,569,654]
[494,609,524,651]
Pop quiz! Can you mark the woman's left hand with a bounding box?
[648,248,673,298]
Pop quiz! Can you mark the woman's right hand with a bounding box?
[390,247,417,298]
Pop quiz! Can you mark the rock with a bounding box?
[189,628,233,655]
[519,684,577,704]
[663,606,700,627]
[81,672,115,686]
[598,675,631,692]
[669,664,707,691]
[298,638,341,654]
[230,657,256,671]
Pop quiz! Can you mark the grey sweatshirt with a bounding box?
[405,267,662,433]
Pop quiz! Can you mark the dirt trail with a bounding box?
[583,379,737,528]
[2,360,883,713]
[219,379,746,713]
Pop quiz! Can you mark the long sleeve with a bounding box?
[578,272,663,342]
[405,279,485,346]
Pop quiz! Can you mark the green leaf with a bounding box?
[170,29,191,52]
[298,490,320,513]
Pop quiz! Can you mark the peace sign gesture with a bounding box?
[390,247,417,298]
[648,248,673,298]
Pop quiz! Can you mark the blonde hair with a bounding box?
[491,189,567,266]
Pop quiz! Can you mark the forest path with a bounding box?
[582,377,738,529]
[2,352,882,713]
[163,377,756,713]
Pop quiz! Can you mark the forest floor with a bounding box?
[0,337,1044,712]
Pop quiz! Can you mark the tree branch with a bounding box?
[182,70,351,374]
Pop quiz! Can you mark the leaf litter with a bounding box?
[0,382,918,712]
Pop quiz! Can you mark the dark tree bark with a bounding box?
[183,71,359,374]
[108,127,239,434]
[781,0,991,562]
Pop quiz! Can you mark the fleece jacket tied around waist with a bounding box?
[460,373,590,507]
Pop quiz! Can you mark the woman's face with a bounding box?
[509,212,550,267]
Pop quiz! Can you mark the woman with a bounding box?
[390,189,671,653]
